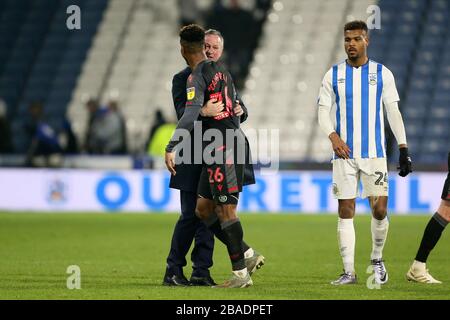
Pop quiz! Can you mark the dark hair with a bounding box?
[205,28,224,47]
[344,20,368,34]
[179,24,205,53]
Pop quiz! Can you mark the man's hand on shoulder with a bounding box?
[233,100,244,117]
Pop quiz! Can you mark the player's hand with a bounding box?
[329,132,351,159]
[200,99,224,117]
[397,147,412,177]
[165,151,176,176]
[233,100,244,117]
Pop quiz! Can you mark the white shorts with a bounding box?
[332,158,388,199]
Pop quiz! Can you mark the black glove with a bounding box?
[398,147,412,177]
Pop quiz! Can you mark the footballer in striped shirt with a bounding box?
[317,20,412,286]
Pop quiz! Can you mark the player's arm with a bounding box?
[166,106,202,152]
[173,69,223,119]
[385,101,407,148]
[165,105,201,175]
[317,69,350,159]
[383,67,412,176]
[165,72,206,175]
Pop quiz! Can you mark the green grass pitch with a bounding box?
[0,212,449,300]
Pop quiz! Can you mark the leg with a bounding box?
[331,159,358,285]
[213,201,252,288]
[407,167,450,284]
[217,203,246,271]
[407,200,448,284]
[368,196,390,284]
[337,198,356,274]
[207,205,250,254]
[331,198,357,285]
[436,199,450,222]
[203,205,265,275]
[369,196,389,261]
[191,213,215,281]
[195,189,239,257]
[415,200,449,264]
[209,150,252,288]
[186,196,216,286]
[361,158,390,284]
[163,190,198,286]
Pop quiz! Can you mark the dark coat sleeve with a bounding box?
[235,90,248,123]
[171,67,191,120]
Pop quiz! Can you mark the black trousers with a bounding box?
[166,190,214,277]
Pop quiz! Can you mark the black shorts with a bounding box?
[441,152,450,201]
[197,147,244,205]
[442,171,450,201]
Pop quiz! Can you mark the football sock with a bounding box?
[244,247,254,259]
[370,216,389,260]
[337,218,355,274]
[207,215,250,255]
[221,218,246,271]
[415,212,448,263]
[205,215,228,244]
[232,267,248,279]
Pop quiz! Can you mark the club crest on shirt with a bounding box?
[369,73,377,85]
[187,87,195,100]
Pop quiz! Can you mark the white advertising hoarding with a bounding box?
[0,169,445,214]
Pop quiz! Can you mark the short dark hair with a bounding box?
[205,29,224,47]
[344,20,369,34]
[179,24,205,53]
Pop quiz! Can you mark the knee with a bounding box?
[338,201,355,219]
[195,200,214,221]
[372,200,388,220]
[372,205,387,220]
[437,201,450,222]
[215,205,223,220]
[220,204,238,221]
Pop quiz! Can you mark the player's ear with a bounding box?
[363,31,369,46]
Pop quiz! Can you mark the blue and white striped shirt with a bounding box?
[318,60,400,159]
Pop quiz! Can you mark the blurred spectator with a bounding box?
[84,98,126,155]
[59,116,79,154]
[84,98,99,151]
[25,102,62,166]
[146,109,175,158]
[177,0,202,27]
[206,0,257,89]
[0,99,13,154]
[147,109,166,145]
[107,99,127,154]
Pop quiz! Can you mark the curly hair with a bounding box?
[344,20,369,34]
[179,24,205,53]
